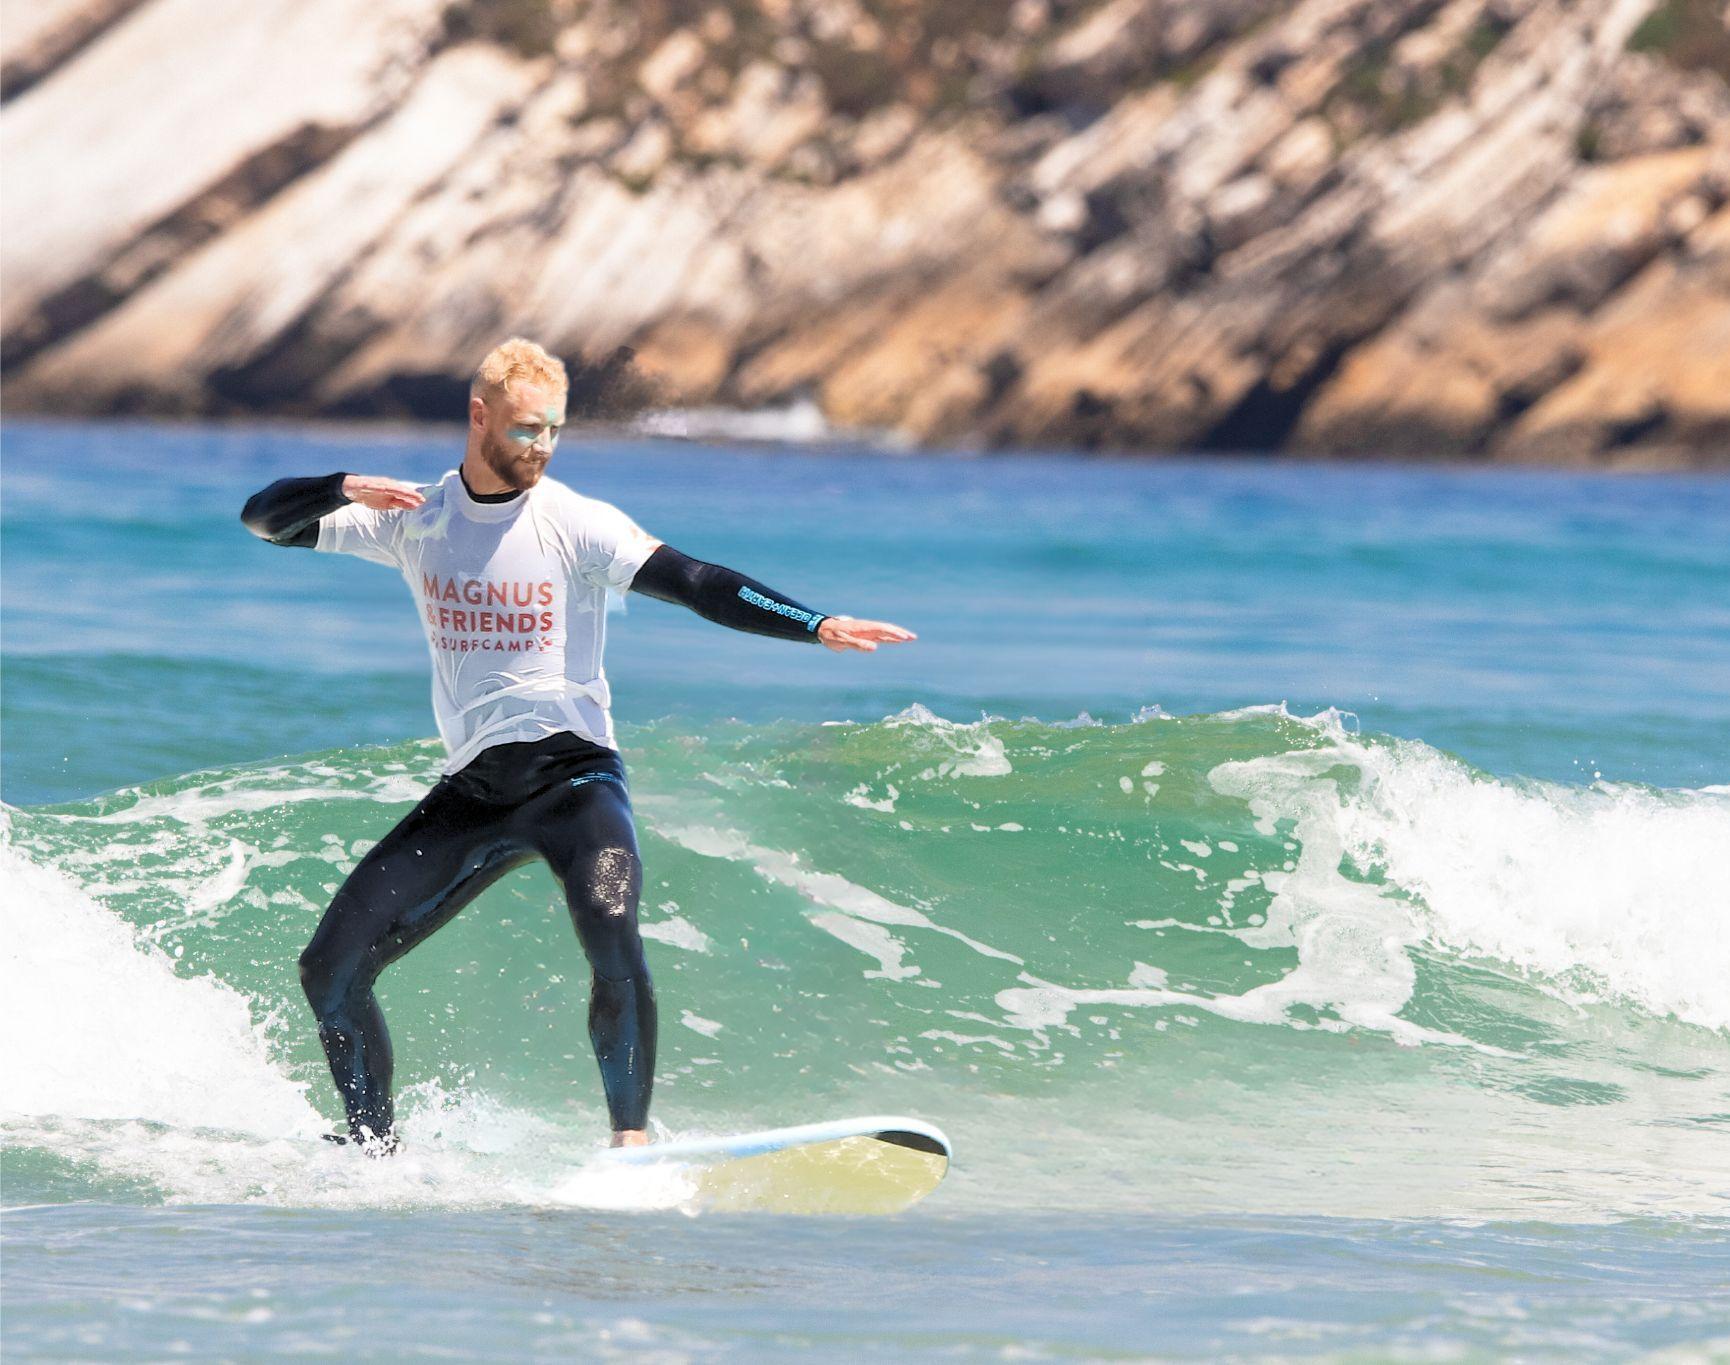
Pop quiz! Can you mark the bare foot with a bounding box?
[610,1129,649,1148]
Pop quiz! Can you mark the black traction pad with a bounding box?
[872,1129,949,1157]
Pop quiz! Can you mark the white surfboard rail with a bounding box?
[591,1115,952,1213]
[601,1115,950,1166]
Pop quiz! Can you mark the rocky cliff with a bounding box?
[3,0,1726,464]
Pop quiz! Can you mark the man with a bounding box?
[241,337,915,1154]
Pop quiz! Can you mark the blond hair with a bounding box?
[471,337,568,399]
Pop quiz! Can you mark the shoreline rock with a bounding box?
[2,0,1725,468]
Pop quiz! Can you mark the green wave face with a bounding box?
[6,708,1728,1217]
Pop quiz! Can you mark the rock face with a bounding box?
[2,0,1726,465]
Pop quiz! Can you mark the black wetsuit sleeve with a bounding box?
[240,473,350,548]
[629,544,828,642]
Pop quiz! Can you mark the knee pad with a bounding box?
[582,845,641,920]
[571,846,644,967]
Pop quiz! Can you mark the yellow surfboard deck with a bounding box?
[593,1116,951,1214]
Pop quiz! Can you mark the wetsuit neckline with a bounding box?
[455,467,530,522]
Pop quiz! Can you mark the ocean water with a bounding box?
[3,418,1729,1360]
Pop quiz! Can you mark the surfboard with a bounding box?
[592,1115,951,1214]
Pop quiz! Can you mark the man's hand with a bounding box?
[342,475,425,511]
[817,617,917,653]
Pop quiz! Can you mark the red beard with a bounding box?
[481,435,547,491]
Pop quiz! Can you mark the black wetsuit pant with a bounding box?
[297,732,654,1145]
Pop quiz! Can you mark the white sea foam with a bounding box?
[845,781,900,812]
[639,910,713,954]
[550,1158,695,1211]
[882,704,1014,778]
[632,396,847,445]
[1210,712,1730,1034]
[0,840,739,1212]
[655,821,1022,975]
[39,767,430,827]
[679,1009,724,1037]
[1298,718,1730,1032]
[185,838,250,914]
[806,911,922,980]
[999,708,1730,1045]
[0,842,321,1136]
[5,760,442,953]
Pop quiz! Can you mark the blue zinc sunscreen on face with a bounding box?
[509,408,563,449]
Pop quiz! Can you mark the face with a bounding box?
[475,381,566,491]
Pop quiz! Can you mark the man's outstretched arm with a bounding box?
[630,545,915,653]
[241,474,425,547]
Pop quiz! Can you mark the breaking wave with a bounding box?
[5,707,1727,1217]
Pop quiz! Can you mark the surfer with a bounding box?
[241,338,915,1155]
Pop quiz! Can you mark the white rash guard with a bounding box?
[316,470,660,773]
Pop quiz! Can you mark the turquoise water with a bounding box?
[4,419,1729,1358]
